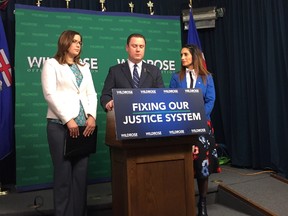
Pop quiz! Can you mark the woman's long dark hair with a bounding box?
[179,44,211,84]
[54,30,83,65]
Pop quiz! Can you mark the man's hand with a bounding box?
[105,100,114,111]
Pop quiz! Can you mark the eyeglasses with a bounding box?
[72,39,83,46]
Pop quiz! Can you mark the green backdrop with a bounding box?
[14,4,181,190]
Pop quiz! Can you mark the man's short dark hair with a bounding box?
[126,33,146,45]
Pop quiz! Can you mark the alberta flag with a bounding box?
[187,10,207,69]
[0,16,13,160]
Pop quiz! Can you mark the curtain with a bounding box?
[200,0,288,177]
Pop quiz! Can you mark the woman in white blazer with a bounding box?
[41,30,97,216]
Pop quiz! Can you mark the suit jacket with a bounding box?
[169,72,215,120]
[100,61,164,109]
[41,58,97,124]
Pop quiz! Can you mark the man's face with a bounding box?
[126,37,146,64]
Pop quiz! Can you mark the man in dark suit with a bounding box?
[100,33,165,111]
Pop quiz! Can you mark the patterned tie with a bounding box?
[189,71,194,88]
[133,64,140,88]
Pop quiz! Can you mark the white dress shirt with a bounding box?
[128,59,142,78]
[186,68,197,88]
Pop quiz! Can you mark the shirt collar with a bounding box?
[128,59,142,69]
[186,68,196,76]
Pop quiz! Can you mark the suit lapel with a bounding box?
[176,74,187,88]
[66,64,80,90]
[120,61,151,88]
[139,63,148,87]
[121,62,134,87]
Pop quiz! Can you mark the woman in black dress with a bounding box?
[169,44,220,216]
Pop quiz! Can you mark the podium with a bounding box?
[106,110,196,216]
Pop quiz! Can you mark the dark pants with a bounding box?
[47,121,88,216]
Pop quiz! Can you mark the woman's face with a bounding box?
[67,34,82,57]
[181,47,193,69]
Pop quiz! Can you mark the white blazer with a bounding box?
[41,58,97,124]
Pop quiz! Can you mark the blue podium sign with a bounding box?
[112,88,208,140]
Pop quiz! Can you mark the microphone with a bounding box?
[144,68,156,88]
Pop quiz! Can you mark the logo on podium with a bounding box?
[112,88,208,140]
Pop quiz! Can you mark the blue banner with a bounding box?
[113,88,208,140]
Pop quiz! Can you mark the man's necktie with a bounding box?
[133,64,140,88]
[189,71,194,88]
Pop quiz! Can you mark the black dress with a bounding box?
[193,120,221,179]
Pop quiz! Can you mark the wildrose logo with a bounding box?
[117,58,176,71]
[26,57,175,72]
[27,57,99,71]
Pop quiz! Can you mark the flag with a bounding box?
[187,10,207,69]
[0,0,10,10]
[0,16,13,160]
